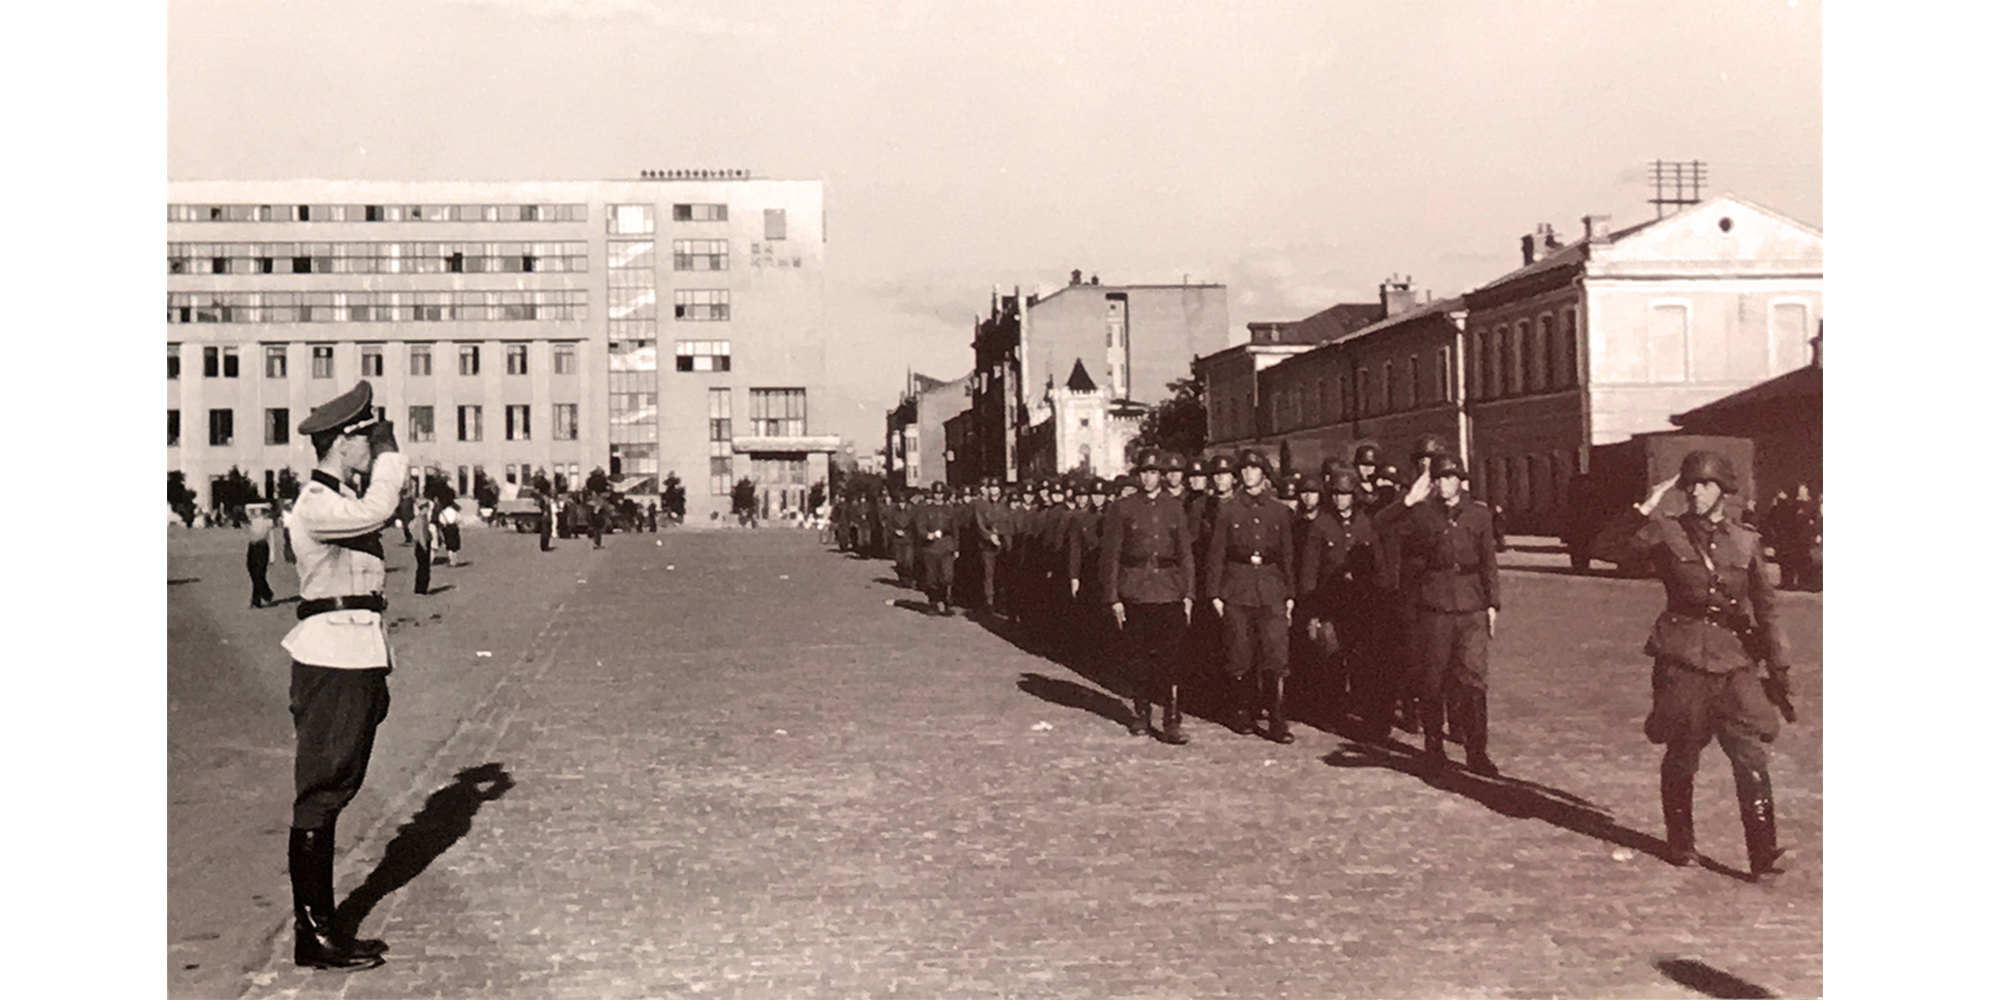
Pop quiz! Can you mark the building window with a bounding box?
[408,405,435,443]
[673,203,727,222]
[1537,314,1557,391]
[607,204,656,235]
[360,344,384,377]
[1356,368,1371,417]
[311,345,334,379]
[168,409,180,447]
[1436,347,1452,402]
[553,403,578,441]
[1380,362,1393,413]
[208,408,234,447]
[764,208,787,241]
[457,405,483,442]
[168,345,181,380]
[1771,301,1811,373]
[263,407,289,446]
[201,346,219,378]
[1512,321,1530,394]
[1647,302,1691,382]
[672,239,728,271]
[262,346,287,379]
[709,388,733,495]
[674,340,732,371]
[409,343,432,376]
[553,343,578,375]
[674,289,730,321]
[505,404,531,441]
[458,345,480,376]
[1408,354,1420,406]
[219,347,238,378]
[1561,308,1579,387]
[506,344,528,375]
[748,388,806,437]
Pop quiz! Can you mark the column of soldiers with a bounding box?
[823,438,1791,881]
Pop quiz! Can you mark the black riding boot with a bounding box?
[290,826,385,970]
[1736,767,1787,880]
[1462,688,1498,777]
[1661,761,1698,867]
[1160,685,1189,745]
[1128,691,1151,737]
[1267,675,1296,744]
[1419,696,1447,766]
[1228,673,1257,735]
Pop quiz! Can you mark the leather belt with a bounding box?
[1121,556,1182,568]
[298,594,387,620]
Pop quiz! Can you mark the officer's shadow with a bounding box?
[335,762,514,942]
[1321,741,1697,868]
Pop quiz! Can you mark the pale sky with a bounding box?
[168,0,1822,449]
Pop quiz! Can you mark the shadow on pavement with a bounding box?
[1653,957,1778,998]
[335,762,514,942]
[874,576,916,589]
[1321,739,1686,863]
[266,595,301,606]
[1017,671,1139,730]
[169,577,200,585]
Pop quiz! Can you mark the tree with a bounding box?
[1126,374,1207,466]
[552,471,569,495]
[530,468,553,498]
[807,481,826,513]
[424,474,457,507]
[275,467,302,502]
[730,477,758,518]
[214,466,260,508]
[168,470,197,508]
[585,466,611,496]
[473,469,501,510]
[660,471,687,522]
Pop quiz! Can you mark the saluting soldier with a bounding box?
[1204,449,1297,742]
[1594,451,1793,878]
[1384,453,1502,775]
[1100,449,1197,743]
[280,382,402,971]
[1298,467,1388,741]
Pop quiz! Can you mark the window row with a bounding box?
[673,289,730,321]
[176,341,580,379]
[746,387,807,438]
[674,340,731,371]
[169,203,587,223]
[170,403,580,447]
[167,290,590,324]
[672,239,729,271]
[1479,450,1577,518]
[1469,309,1579,400]
[168,242,588,275]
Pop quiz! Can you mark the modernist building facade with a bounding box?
[964,273,1228,484]
[1198,196,1823,535]
[166,175,833,523]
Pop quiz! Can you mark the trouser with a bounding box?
[248,540,274,606]
[414,544,432,594]
[891,540,914,582]
[1413,609,1490,752]
[540,518,553,551]
[1122,602,1189,699]
[290,663,391,830]
[977,549,999,610]
[921,548,955,604]
[1221,602,1291,679]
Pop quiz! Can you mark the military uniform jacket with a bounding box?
[1066,506,1106,590]
[1098,490,1194,605]
[1386,495,1500,613]
[915,504,958,551]
[1186,492,1221,598]
[970,498,1007,551]
[887,506,914,544]
[1297,507,1380,619]
[1598,507,1790,674]
[1203,488,1295,607]
[282,452,409,669]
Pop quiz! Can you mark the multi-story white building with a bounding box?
[166,174,833,522]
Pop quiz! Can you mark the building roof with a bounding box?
[1670,362,1822,428]
[1290,302,1386,343]
[1323,294,1467,347]
[1064,359,1098,393]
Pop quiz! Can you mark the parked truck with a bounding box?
[1564,433,1757,573]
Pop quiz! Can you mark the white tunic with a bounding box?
[281,452,409,669]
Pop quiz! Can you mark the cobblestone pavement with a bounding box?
[200,527,1818,999]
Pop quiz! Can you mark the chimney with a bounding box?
[1541,223,1562,253]
[1520,233,1538,266]
[1380,274,1418,318]
[1583,214,1613,243]
[1070,269,1083,286]
[1089,274,1099,286]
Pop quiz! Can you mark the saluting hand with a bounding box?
[1403,470,1432,507]
[1070,578,1080,599]
[1212,597,1225,617]
[1111,601,1126,628]
[1638,473,1681,516]
[1486,606,1498,638]
[1285,598,1294,626]
[1182,597,1193,623]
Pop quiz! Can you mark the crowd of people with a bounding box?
[828,434,1797,882]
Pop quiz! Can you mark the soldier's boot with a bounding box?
[1227,674,1257,736]
[1661,765,1699,867]
[1462,689,1499,778]
[1160,686,1190,745]
[1736,768,1788,881]
[1128,693,1151,737]
[1267,675,1296,744]
[1419,697,1448,768]
[289,826,385,971]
